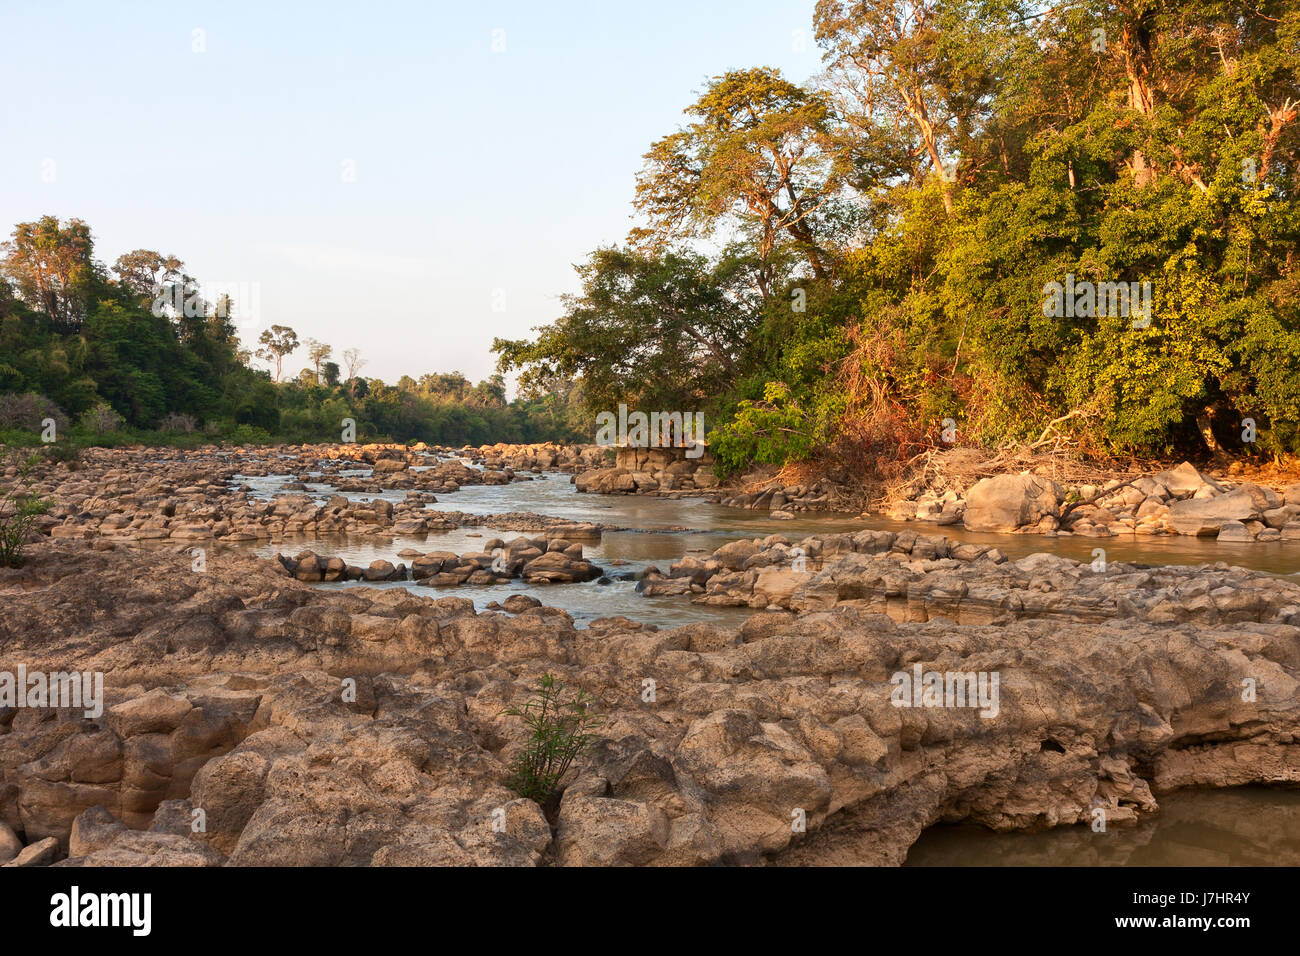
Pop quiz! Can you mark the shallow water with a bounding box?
[223,468,1300,863]
[904,787,1300,866]
[221,470,1300,626]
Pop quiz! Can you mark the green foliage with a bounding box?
[227,424,273,445]
[711,382,822,476]
[0,218,588,448]
[79,401,125,435]
[493,246,762,417]
[501,674,603,808]
[0,454,51,567]
[7,3,1298,468]
[505,3,1300,469]
[40,440,83,468]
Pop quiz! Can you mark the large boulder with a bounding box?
[520,550,602,584]
[573,468,622,494]
[962,475,1064,533]
[1154,461,1212,496]
[1167,489,1262,536]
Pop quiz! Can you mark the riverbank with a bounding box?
[7,441,1300,551]
[2,442,1298,868]
[2,539,1297,867]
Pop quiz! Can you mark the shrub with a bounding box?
[0,454,51,568]
[227,424,273,445]
[0,393,68,437]
[159,411,198,434]
[710,381,821,477]
[501,673,602,810]
[79,402,125,436]
[41,440,83,469]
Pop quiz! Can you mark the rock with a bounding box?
[520,550,602,584]
[1234,482,1281,511]
[69,806,128,857]
[1154,461,1210,496]
[58,830,227,867]
[0,821,21,863]
[107,689,193,738]
[1216,521,1255,542]
[3,836,59,867]
[502,594,542,613]
[555,785,673,866]
[1168,489,1262,536]
[362,560,398,581]
[5,467,1300,872]
[713,539,760,571]
[1264,507,1294,529]
[963,475,1063,532]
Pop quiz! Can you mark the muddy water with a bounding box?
[904,787,1300,866]
[226,469,1300,863]
[226,470,1300,627]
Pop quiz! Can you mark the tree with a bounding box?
[256,325,299,382]
[321,361,341,387]
[814,0,1024,214]
[342,347,366,382]
[0,216,96,332]
[633,67,851,298]
[305,338,333,379]
[493,246,762,412]
[112,250,185,302]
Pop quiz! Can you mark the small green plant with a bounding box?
[502,673,603,808]
[40,440,82,469]
[0,455,51,568]
[228,423,273,445]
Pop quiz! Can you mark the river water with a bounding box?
[221,468,1299,865]
[232,470,1300,627]
[904,787,1300,866]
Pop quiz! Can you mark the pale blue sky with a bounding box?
[1,0,818,387]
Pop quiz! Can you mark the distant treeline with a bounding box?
[0,216,587,447]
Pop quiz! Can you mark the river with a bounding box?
[223,466,1298,865]
[227,469,1300,627]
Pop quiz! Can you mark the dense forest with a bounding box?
[495,1,1300,476]
[0,216,587,448]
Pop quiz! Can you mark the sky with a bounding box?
[1,0,819,390]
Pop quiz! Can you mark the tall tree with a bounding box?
[0,216,96,332]
[112,250,185,301]
[633,68,850,298]
[814,0,1024,214]
[305,338,333,379]
[342,347,366,382]
[493,247,762,412]
[256,325,299,382]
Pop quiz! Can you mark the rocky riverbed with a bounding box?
[10,441,1299,548]
[1,443,1298,867]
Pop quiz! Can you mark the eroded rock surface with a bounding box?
[2,540,1297,867]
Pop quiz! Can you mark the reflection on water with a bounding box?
[219,469,1300,624]
[904,788,1300,866]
